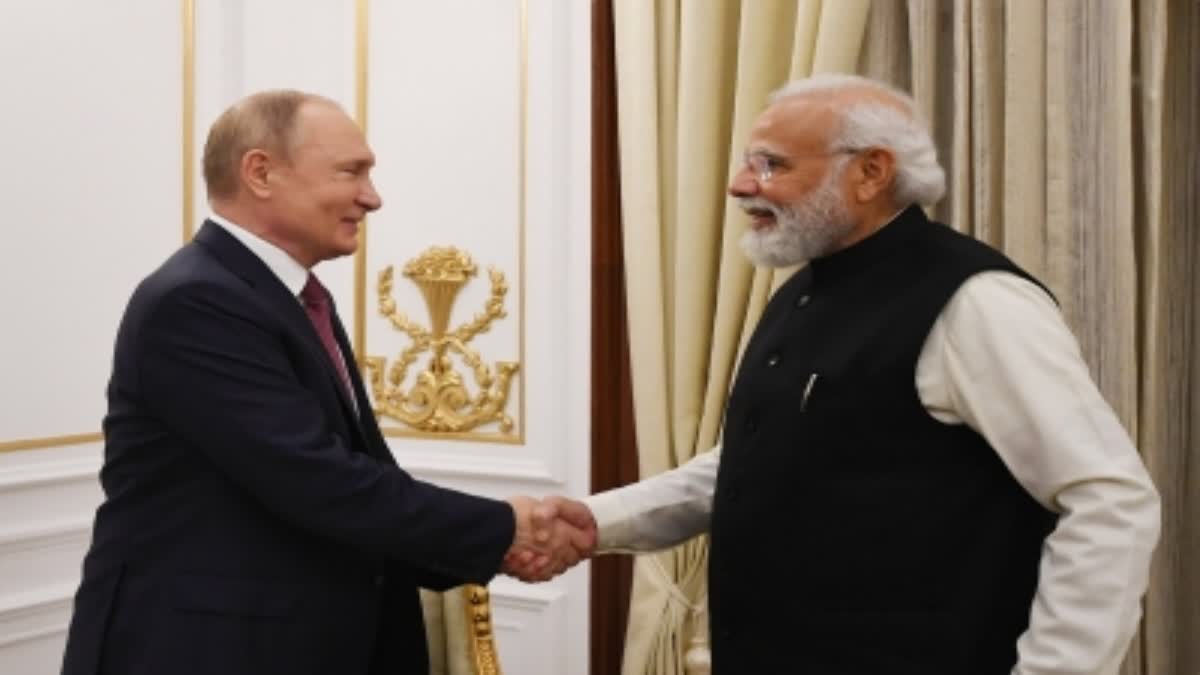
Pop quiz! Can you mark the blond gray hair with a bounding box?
[202,89,330,200]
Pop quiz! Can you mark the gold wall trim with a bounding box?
[3,0,197,453]
[516,0,528,446]
[353,0,369,360]
[0,433,104,454]
[382,428,524,446]
[355,0,528,444]
[182,0,196,241]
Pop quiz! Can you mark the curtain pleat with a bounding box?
[612,1,871,672]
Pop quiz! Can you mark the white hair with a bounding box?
[770,74,946,206]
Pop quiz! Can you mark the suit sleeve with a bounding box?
[136,282,515,584]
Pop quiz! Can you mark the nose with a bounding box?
[359,178,382,212]
[728,167,759,199]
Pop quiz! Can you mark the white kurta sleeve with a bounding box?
[583,447,721,553]
[917,271,1160,675]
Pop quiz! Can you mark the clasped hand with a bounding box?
[503,496,597,582]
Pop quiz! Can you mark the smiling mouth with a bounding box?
[745,207,777,230]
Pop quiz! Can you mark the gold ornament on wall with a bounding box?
[364,246,519,436]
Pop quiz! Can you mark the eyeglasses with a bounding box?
[742,148,861,183]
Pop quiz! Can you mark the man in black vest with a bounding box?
[534,75,1160,674]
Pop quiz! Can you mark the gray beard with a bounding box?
[739,173,857,268]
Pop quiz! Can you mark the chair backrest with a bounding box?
[421,584,504,675]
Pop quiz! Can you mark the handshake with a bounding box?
[503,496,597,582]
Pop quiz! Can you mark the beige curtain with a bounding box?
[611,1,870,673]
[614,0,1197,673]
[857,1,1199,672]
[1136,2,1200,672]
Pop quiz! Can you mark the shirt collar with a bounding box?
[207,212,309,298]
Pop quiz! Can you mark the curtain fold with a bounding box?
[1137,2,1200,672]
[854,2,1194,671]
[612,2,870,673]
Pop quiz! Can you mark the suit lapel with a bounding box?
[192,222,373,452]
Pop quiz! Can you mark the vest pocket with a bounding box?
[789,371,854,417]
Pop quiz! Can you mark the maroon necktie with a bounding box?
[300,273,355,400]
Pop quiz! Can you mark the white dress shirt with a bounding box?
[208,212,309,296]
[207,213,358,409]
[585,270,1161,675]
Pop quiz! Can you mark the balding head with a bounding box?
[202,89,339,201]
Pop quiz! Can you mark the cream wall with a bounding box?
[0,2,591,674]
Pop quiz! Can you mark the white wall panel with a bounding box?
[0,0,180,670]
[0,1,180,670]
[490,578,571,674]
[0,0,182,442]
[0,446,102,674]
[0,450,102,536]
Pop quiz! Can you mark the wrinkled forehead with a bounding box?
[292,101,373,157]
[747,86,913,156]
[746,97,838,156]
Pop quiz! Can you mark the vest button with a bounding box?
[766,353,781,367]
[795,294,811,307]
[745,416,758,432]
[728,487,740,501]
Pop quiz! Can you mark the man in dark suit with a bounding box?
[61,90,588,675]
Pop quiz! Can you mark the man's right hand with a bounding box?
[503,496,597,582]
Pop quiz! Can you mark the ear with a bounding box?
[240,149,274,199]
[853,148,897,203]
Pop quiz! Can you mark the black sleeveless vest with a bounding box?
[708,206,1057,674]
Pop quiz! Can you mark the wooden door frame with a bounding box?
[590,1,639,673]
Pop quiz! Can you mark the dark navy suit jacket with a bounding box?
[61,222,515,675]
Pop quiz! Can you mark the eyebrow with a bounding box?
[744,148,789,165]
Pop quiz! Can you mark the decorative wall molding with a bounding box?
[0,458,100,494]
[0,518,92,558]
[488,577,570,673]
[490,581,564,612]
[0,583,74,649]
[0,433,102,455]
[359,0,529,444]
[390,449,559,485]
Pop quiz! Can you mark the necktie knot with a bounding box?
[301,273,328,309]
